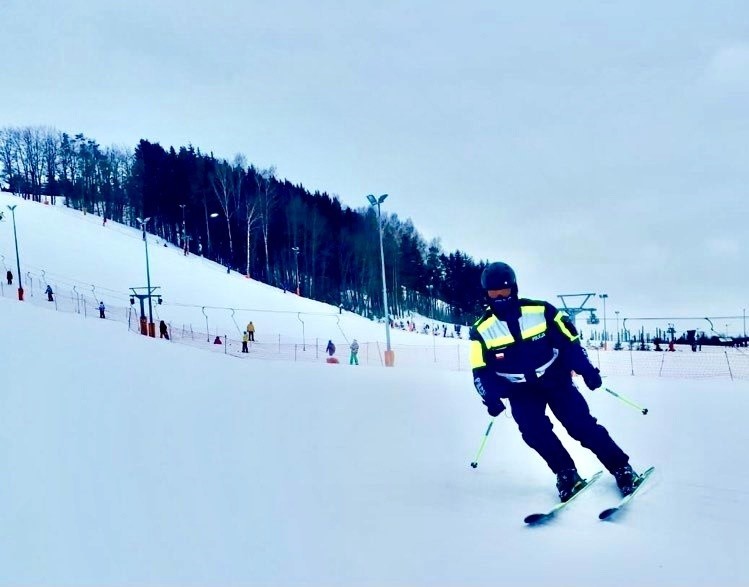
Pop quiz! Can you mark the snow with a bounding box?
[1,194,748,585]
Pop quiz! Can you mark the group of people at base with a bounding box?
[325,339,359,365]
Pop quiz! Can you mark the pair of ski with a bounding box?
[524,466,655,525]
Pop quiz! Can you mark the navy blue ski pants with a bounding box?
[508,379,629,475]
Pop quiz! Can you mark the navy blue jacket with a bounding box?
[469,298,596,411]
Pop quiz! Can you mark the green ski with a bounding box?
[599,466,655,520]
[524,471,604,525]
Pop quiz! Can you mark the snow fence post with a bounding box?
[725,350,734,380]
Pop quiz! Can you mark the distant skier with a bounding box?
[349,339,359,365]
[45,284,54,302]
[241,331,249,353]
[6,270,12,285]
[98,301,106,319]
[686,330,697,352]
[246,321,255,342]
[326,340,336,357]
[469,261,642,501]
[159,320,169,340]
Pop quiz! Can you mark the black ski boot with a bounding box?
[613,464,641,497]
[556,468,585,502]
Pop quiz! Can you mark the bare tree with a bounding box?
[58,132,76,200]
[210,155,244,263]
[307,206,329,299]
[255,166,277,282]
[241,166,261,277]
[74,135,101,214]
[42,130,60,204]
[108,146,133,223]
[0,127,22,194]
[19,126,46,200]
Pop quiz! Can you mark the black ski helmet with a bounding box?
[481,262,517,291]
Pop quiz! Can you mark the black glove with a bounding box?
[582,368,603,390]
[474,372,507,417]
[483,398,506,417]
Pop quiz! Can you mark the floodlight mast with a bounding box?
[367,193,394,366]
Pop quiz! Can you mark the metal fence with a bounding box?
[139,320,470,369]
[587,345,749,380]
[3,272,748,379]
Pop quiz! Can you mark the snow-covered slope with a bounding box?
[1,193,748,585]
[0,193,462,347]
[2,285,749,585]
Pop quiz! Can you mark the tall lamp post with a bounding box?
[367,193,394,366]
[614,310,622,350]
[207,211,219,257]
[291,246,300,295]
[136,216,156,337]
[6,205,23,300]
[599,293,608,349]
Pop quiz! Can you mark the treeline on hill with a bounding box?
[0,125,489,323]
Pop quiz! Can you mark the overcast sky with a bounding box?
[2,0,748,320]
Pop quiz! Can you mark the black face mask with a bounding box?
[489,294,519,319]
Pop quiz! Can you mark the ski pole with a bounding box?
[603,387,648,415]
[470,419,495,468]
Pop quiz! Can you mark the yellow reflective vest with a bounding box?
[470,299,582,391]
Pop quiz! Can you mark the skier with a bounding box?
[246,321,255,342]
[349,339,359,365]
[6,270,12,285]
[98,301,106,319]
[469,261,641,501]
[241,331,249,353]
[325,340,336,357]
[159,320,169,340]
[45,284,54,302]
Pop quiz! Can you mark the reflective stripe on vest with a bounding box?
[494,348,559,383]
[470,305,550,370]
[475,305,547,349]
[469,340,486,368]
[554,311,579,342]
